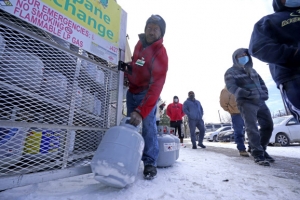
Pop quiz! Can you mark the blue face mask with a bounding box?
[238,56,249,65]
[285,0,300,7]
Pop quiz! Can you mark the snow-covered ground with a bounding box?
[1,140,299,200]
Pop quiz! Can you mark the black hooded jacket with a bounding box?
[224,48,269,106]
[249,0,300,87]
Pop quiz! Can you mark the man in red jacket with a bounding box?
[125,15,168,180]
[167,96,185,143]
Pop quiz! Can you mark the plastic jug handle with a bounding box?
[120,117,141,131]
[120,117,131,125]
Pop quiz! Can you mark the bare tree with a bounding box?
[272,109,288,118]
[221,113,232,123]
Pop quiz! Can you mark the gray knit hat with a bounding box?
[145,15,166,37]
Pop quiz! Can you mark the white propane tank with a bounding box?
[91,117,144,188]
[157,130,176,168]
[168,127,180,160]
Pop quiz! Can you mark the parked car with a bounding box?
[204,126,232,142]
[217,129,235,142]
[204,123,231,132]
[269,115,300,146]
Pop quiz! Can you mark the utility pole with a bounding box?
[218,110,222,123]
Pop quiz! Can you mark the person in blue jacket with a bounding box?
[249,0,300,122]
[183,91,206,149]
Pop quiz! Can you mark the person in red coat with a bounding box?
[167,96,185,143]
[125,15,168,180]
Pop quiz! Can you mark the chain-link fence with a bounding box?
[0,9,120,189]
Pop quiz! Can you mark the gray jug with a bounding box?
[157,132,176,167]
[158,126,180,160]
[91,117,144,188]
[168,131,180,160]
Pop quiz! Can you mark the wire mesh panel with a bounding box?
[67,129,105,168]
[0,8,119,179]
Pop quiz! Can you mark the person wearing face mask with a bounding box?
[183,91,206,149]
[166,96,185,143]
[249,0,300,123]
[224,48,274,166]
[125,15,168,180]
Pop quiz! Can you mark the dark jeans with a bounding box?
[170,120,183,138]
[280,77,300,123]
[126,90,159,167]
[231,113,246,151]
[156,121,160,126]
[188,118,205,147]
[238,101,273,157]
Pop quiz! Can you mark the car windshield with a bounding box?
[225,131,234,135]
[272,116,289,125]
[216,127,229,132]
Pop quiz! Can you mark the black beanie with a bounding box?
[145,15,166,37]
[173,96,178,99]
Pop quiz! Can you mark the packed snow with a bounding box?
[0,140,299,200]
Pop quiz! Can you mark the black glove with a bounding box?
[124,77,129,87]
[129,111,142,126]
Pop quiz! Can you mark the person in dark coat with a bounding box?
[183,91,206,149]
[249,0,300,122]
[224,48,274,166]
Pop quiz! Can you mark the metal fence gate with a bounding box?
[0,9,121,190]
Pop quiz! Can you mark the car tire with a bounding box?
[213,135,218,142]
[275,133,290,146]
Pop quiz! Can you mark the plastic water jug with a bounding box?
[91,117,144,188]
[0,126,27,166]
[157,131,176,168]
[40,70,68,103]
[0,48,44,92]
[0,106,27,167]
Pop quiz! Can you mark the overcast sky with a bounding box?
[117,0,284,123]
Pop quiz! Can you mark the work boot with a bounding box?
[143,165,157,180]
[239,150,250,157]
[192,145,197,149]
[254,155,270,166]
[247,146,251,153]
[264,151,275,163]
[198,143,206,148]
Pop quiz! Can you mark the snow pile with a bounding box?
[0,141,299,200]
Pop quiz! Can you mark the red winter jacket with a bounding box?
[127,35,168,119]
[166,100,185,121]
